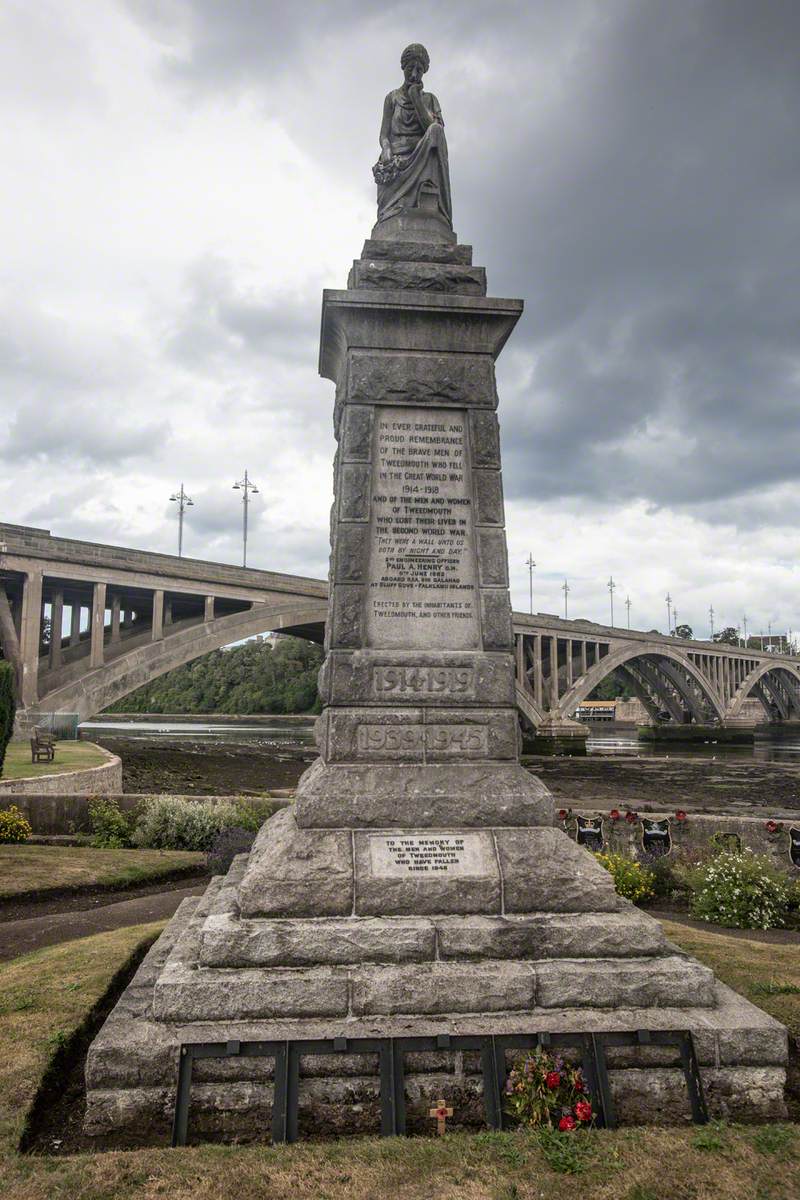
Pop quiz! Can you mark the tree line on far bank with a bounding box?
[105,636,323,715]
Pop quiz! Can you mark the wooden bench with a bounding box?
[30,728,56,763]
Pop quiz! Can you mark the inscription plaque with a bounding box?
[366,406,479,650]
[369,833,487,877]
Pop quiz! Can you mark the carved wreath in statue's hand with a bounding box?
[373,156,402,185]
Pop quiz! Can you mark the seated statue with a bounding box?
[373,43,453,234]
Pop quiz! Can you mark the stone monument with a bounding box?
[85,45,787,1140]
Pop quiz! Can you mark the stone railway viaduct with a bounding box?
[2,522,799,736]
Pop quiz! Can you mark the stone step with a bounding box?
[198,910,667,968]
[152,954,714,1023]
[87,976,788,1095]
[348,258,487,295]
[86,1060,789,1140]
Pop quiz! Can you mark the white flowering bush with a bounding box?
[131,796,241,852]
[688,850,790,930]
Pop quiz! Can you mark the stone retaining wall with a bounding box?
[0,745,122,799]
[568,808,800,872]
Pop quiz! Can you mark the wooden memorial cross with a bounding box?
[429,1098,453,1136]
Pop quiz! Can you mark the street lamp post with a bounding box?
[562,578,569,620]
[169,483,194,558]
[665,592,672,634]
[709,604,715,639]
[608,576,616,626]
[525,553,536,615]
[625,595,631,629]
[233,470,260,568]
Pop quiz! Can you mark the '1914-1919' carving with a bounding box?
[373,665,476,697]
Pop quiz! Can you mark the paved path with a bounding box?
[0,883,206,963]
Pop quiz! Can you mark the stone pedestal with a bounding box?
[85,231,787,1142]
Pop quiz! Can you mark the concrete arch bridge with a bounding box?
[1,524,797,740]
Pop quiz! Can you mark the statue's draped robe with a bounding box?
[376,88,452,227]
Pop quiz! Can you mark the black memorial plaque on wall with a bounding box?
[642,818,672,858]
[576,816,604,852]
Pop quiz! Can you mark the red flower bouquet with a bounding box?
[504,1047,595,1131]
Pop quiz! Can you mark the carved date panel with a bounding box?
[373,665,476,699]
[354,722,488,759]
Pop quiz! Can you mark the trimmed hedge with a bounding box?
[0,661,16,776]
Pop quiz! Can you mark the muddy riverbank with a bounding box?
[92,736,315,795]
[524,754,800,815]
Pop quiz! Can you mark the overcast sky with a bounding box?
[2,0,798,639]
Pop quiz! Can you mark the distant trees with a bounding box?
[712,627,740,646]
[105,636,324,715]
[589,673,634,701]
[673,624,694,640]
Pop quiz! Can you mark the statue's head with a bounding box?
[401,43,429,87]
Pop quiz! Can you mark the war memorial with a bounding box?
[84,44,787,1142]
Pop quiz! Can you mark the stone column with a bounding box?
[49,589,64,668]
[152,590,164,641]
[69,598,81,646]
[550,636,559,707]
[205,595,215,623]
[287,230,551,832]
[19,570,43,707]
[110,595,121,643]
[580,640,587,676]
[90,582,106,669]
[533,635,543,708]
[164,596,173,627]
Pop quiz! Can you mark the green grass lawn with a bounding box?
[0,921,797,1199]
[1,740,109,781]
[663,919,800,1039]
[0,845,206,899]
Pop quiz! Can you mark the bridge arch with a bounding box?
[726,661,800,721]
[555,642,726,723]
[37,600,328,721]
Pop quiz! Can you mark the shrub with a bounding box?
[131,795,241,852]
[0,661,16,776]
[87,796,132,849]
[0,804,32,844]
[688,850,790,930]
[594,851,655,904]
[231,797,275,832]
[505,1046,594,1131]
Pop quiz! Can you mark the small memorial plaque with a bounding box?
[370,833,487,877]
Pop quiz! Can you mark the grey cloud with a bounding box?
[126,0,800,528]
[166,256,318,368]
[3,397,170,465]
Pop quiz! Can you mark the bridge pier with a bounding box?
[523,715,589,756]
